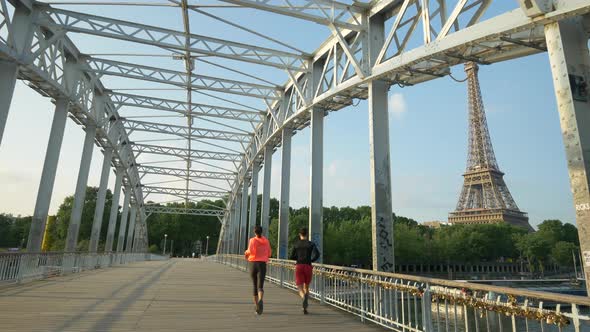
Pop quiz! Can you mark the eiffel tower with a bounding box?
[449,62,532,231]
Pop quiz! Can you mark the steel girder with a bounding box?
[224,0,590,212]
[86,57,282,100]
[216,0,365,31]
[145,205,225,217]
[111,93,263,123]
[36,6,309,71]
[142,186,228,199]
[137,165,236,181]
[124,119,252,143]
[132,143,243,163]
[0,1,146,210]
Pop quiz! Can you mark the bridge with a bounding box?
[2,0,590,331]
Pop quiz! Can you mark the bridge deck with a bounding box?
[0,259,382,331]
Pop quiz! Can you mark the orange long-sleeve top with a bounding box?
[244,236,271,262]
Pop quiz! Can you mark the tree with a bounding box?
[516,232,551,274]
[551,241,578,267]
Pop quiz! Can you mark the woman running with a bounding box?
[244,225,271,315]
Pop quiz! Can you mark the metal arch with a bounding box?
[144,205,225,217]
[111,93,264,123]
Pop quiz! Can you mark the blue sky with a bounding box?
[0,1,575,228]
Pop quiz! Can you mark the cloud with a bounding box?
[327,161,338,177]
[388,93,408,117]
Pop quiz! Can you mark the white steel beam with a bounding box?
[545,17,590,290]
[239,182,249,251]
[112,93,264,123]
[260,145,272,236]
[137,165,236,181]
[86,57,282,100]
[144,205,225,217]
[37,6,308,71]
[142,186,228,199]
[105,168,123,252]
[132,143,243,162]
[248,162,259,241]
[308,107,323,263]
[116,189,130,252]
[125,205,137,252]
[277,127,292,259]
[0,61,17,147]
[217,0,365,31]
[124,119,252,143]
[89,147,113,252]
[65,125,97,252]
[27,98,69,252]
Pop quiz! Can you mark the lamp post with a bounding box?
[205,236,210,256]
[163,234,168,255]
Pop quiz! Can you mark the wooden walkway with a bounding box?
[0,258,384,331]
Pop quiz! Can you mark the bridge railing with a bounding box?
[0,252,167,284]
[213,254,590,332]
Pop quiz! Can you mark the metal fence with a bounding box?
[0,252,167,284]
[214,254,590,332]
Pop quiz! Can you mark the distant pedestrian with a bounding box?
[244,225,271,315]
[289,227,320,314]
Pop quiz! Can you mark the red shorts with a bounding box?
[295,264,313,285]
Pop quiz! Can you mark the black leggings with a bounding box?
[249,261,266,296]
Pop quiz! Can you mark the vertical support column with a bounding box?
[0,61,18,147]
[545,18,590,287]
[116,190,130,252]
[126,205,137,252]
[89,148,113,252]
[261,146,272,235]
[105,169,123,252]
[240,182,249,251]
[368,80,394,272]
[368,11,394,272]
[234,194,242,253]
[309,107,324,263]
[248,163,259,242]
[27,98,69,252]
[278,127,292,259]
[132,216,142,252]
[65,125,97,252]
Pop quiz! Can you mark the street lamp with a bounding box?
[163,234,168,255]
[205,236,210,257]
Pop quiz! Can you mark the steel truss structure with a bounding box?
[1,0,590,280]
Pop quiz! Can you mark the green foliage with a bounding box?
[148,244,159,254]
[147,200,225,256]
[0,214,30,248]
[551,241,578,267]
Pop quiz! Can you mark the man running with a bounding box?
[244,225,271,315]
[289,227,320,314]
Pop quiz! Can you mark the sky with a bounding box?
[0,1,576,228]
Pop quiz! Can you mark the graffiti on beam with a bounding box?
[377,217,394,271]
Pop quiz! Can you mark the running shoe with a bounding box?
[258,299,264,314]
[303,293,309,310]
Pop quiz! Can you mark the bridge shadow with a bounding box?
[51,261,173,332]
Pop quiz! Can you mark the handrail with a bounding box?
[213,254,590,332]
[0,252,167,284]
